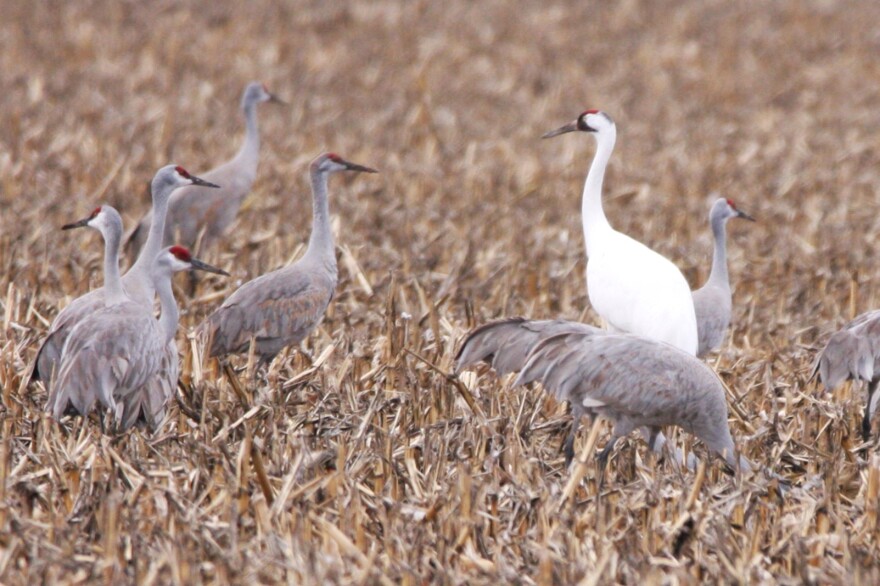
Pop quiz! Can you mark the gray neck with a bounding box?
[128,186,172,285]
[304,169,336,264]
[235,101,260,165]
[706,215,730,288]
[154,270,180,345]
[103,225,126,305]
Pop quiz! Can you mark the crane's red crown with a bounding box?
[90,206,102,218]
[726,198,737,209]
[581,109,600,117]
[327,153,342,162]
[174,166,191,179]
[169,246,192,262]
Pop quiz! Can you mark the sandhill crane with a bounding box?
[456,318,752,474]
[31,165,218,385]
[49,244,227,427]
[542,110,698,355]
[199,153,377,367]
[126,82,283,255]
[812,311,880,440]
[692,197,755,357]
[541,110,698,461]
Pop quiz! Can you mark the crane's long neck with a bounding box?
[235,101,260,168]
[154,270,180,345]
[706,215,730,289]
[581,127,616,256]
[127,185,172,299]
[103,224,126,306]
[304,168,336,266]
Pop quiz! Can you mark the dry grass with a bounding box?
[2,0,880,583]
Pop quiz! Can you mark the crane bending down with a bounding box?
[692,197,755,357]
[126,82,283,256]
[456,318,752,474]
[199,153,377,368]
[49,235,227,427]
[32,165,219,386]
[812,311,880,440]
[542,110,698,355]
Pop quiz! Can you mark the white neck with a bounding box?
[581,126,616,256]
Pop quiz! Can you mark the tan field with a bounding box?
[2,0,880,583]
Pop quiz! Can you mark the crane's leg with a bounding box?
[596,435,619,489]
[563,416,581,467]
[863,379,879,441]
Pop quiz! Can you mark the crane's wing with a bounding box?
[117,340,178,431]
[32,288,107,383]
[49,306,164,419]
[812,310,880,388]
[454,317,600,375]
[203,268,334,357]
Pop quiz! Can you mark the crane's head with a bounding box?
[542,110,615,139]
[151,165,221,201]
[312,152,379,175]
[159,245,230,276]
[243,81,285,107]
[62,204,123,235]
[713,197,756,223]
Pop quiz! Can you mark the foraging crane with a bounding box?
[692,197,755,356]
[49,241,227,426]
[542,110,698,355]
[199,153,377,367]
[456,318,752,474]
[126,82,283,255]
[31,165,218,385]
[812,311,880,440]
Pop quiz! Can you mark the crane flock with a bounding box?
[26,86,875,486]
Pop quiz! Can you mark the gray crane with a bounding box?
[812,310,880,440]
[199,153,377,367]
[126,82,283,255]
[31,165,218,385]
[49,240,226,427]
[692,197,755,357]
[456,318,752,474]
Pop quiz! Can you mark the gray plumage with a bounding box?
[692,197,755,357]
[456,318,752,473]
[200,153,377,366]
[32,165,218,385]
[126,82,282,255]
[812,309,880,440]
[49,245,227,429]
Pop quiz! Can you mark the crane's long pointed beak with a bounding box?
[62,217,91,230]
[189,257,229,276]
[541,120,578,139]
[268,93,286,105]
[344,161,379,174]
[190,175,220,189]
[737,210,756,222]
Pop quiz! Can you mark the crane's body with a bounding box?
[543,110,698,356]
[692,197,754,356]
[126,82,281,254]
[200,153,377,367]
[457,318,751,473]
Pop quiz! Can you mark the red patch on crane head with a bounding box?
[581,109,599,117]
[326,153,342,163]
[174,166,192,179]
[169,246,192,262]
[262,82,270,93]
[90,206,102,218]
[726,198,737,209]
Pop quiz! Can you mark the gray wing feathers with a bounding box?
[454,317,600,375]
[34,288,108,384]
[813,310,880,388]
[117,340,178,430]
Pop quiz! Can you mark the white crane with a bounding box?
[126,82,283,255]
[456,318,752,474]
[542,110,698,354]
[32,165,218,385]
[813,311,880,440]
[692,197,754,357]
[199,153,377,368]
